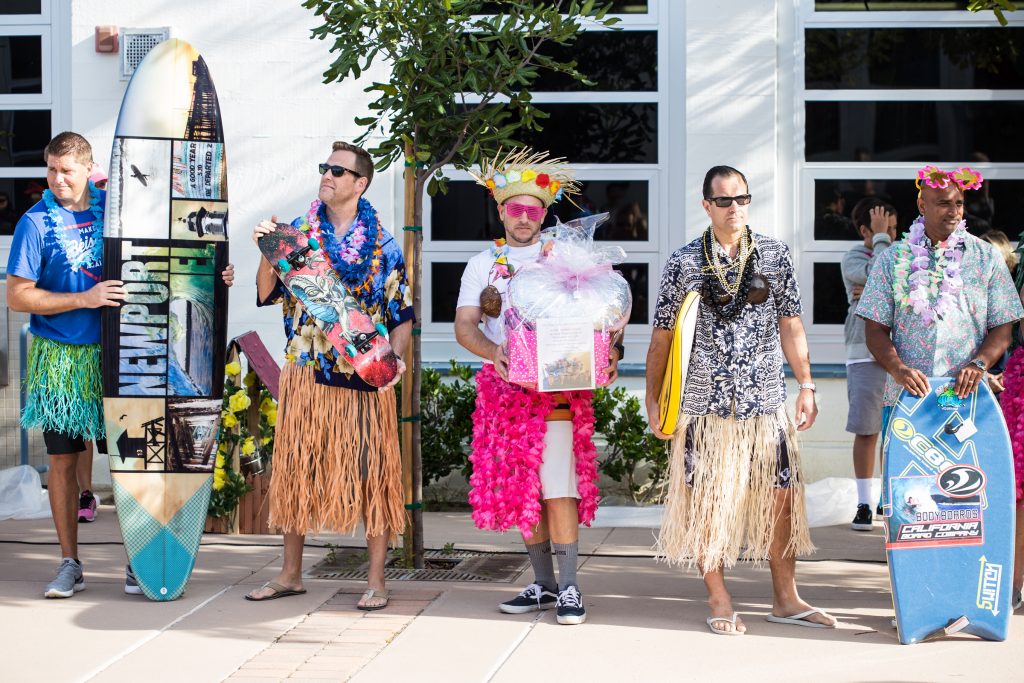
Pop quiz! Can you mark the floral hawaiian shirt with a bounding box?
[857,231,1023,406]
[258,215,415,391]
[653,232,803,420]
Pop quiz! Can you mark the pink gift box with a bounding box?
[506,326,611,390]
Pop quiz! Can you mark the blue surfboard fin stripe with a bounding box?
[113,478,213,601]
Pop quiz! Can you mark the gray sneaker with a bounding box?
[124,564,142,595]
[44,558,84,598]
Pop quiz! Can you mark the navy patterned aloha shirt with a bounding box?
[653,231,803,420]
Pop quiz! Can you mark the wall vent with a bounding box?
[119,27,171,80]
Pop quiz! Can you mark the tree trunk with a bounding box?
[400,143,425,569]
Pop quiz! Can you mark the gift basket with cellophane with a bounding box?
[504,213,632,389]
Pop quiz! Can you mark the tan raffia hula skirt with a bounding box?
[654,407,814,573]
[268,363,405,539]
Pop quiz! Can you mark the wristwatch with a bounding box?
[968,358,986,372]
[798,382,816,392]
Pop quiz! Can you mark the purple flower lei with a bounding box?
[302,196,381,289]
[893,215,966,324]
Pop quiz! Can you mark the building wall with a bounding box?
[0,0,863,481]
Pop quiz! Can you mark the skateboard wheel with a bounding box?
[375,323,388,338]
[308,238,320,251]
[278,258,291,273]
[345,344,357,358]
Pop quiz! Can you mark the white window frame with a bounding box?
[0,0,50,25]
[793,1,1023,363]
[418,6,669,365]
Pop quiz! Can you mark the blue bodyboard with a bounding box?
[883,377,1014,644]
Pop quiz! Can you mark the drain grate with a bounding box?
[305,548,530,582]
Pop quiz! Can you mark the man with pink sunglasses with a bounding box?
[455,148,622,626]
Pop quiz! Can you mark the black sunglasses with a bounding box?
[318,163,362,178]
[706,194,752,208]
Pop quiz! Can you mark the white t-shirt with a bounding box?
[456,242,542,355]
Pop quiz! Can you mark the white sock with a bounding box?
[856,478,873,506]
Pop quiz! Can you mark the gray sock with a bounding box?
[552,541,579,589]
[525,540,556,591]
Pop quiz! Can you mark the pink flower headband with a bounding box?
[915,165,984,192]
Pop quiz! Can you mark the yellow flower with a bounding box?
[486,178,496,190]
[267,409,277,427]
[261,436,272,445]
[521,169,537,182]
[260,397,275,414]
[243,371,257,388]
[225,361,241,376]
[213,471,226,491]
[222,413,238,429]
[228,391,251,414]
[241,437,256,455]
[550,180,561,194]
[215,453,225,468]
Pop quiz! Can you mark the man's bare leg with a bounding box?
[704,568,746,633]
[358,532,390,608]
[768,488,836,626]
[543,498,578,544]
[852,433,879,479]
[48,453,79,559]
[246,532,305,599]
[76,441,94,495]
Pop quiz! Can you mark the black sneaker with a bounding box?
[851,504,874,531]
[499,583,557,614]
[125,564,143,595]
[556,584,587,625]
[876,503,884,516]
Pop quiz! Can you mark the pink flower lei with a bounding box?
[468,364,600,537]
[305,199,369,265]
[891,216,966,324]
[1003,347,1024,504]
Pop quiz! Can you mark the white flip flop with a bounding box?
[766,608,837,628]
[706,612,745,636]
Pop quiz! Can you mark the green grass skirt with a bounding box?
[21,336,105,439]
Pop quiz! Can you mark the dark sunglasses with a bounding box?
[706,194,752,208]
[318,163,362,178]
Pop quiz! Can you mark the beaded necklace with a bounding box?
[702,227,752,297]
[42,181,104,273]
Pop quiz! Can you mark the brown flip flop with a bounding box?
[244,581,307,601]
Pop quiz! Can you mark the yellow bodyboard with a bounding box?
[658,291,700,435]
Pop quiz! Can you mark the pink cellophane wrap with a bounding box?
[506,326,612,388]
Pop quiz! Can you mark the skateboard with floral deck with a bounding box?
[258,222,399,387]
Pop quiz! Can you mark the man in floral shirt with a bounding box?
[247,141,414,610]
[858,166,1023,414]
[645,165,834,635]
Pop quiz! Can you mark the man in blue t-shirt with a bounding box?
[7,132,234,599]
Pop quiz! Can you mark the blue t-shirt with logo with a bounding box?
[6,194,106,345]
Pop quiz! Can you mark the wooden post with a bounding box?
[400,143,418,567]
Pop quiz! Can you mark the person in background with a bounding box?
[841,198,897,530]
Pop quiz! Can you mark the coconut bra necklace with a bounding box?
[699,225,768,320]
[479,237,513,318]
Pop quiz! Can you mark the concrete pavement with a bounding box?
[1,507,1020,682]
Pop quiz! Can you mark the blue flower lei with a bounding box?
[42,181,104,273]
[310,197,382,291]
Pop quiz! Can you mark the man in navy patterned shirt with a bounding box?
[645,165,835,635]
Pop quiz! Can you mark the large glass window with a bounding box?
[0,1,43,15]
[798,3,1023,360]
[531,31,656,92]
[425,11,662,360]
[811,178,1024,241]
[0,176,44,235]
[431,179,650,242]
[805,101,1024,163]
[814,1,968,9]
[513,103,658,164]
[0,108,50,166]
[806,28,1024,89]
[0,35,42,94]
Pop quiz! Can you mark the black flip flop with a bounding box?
[244,581,307,601]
